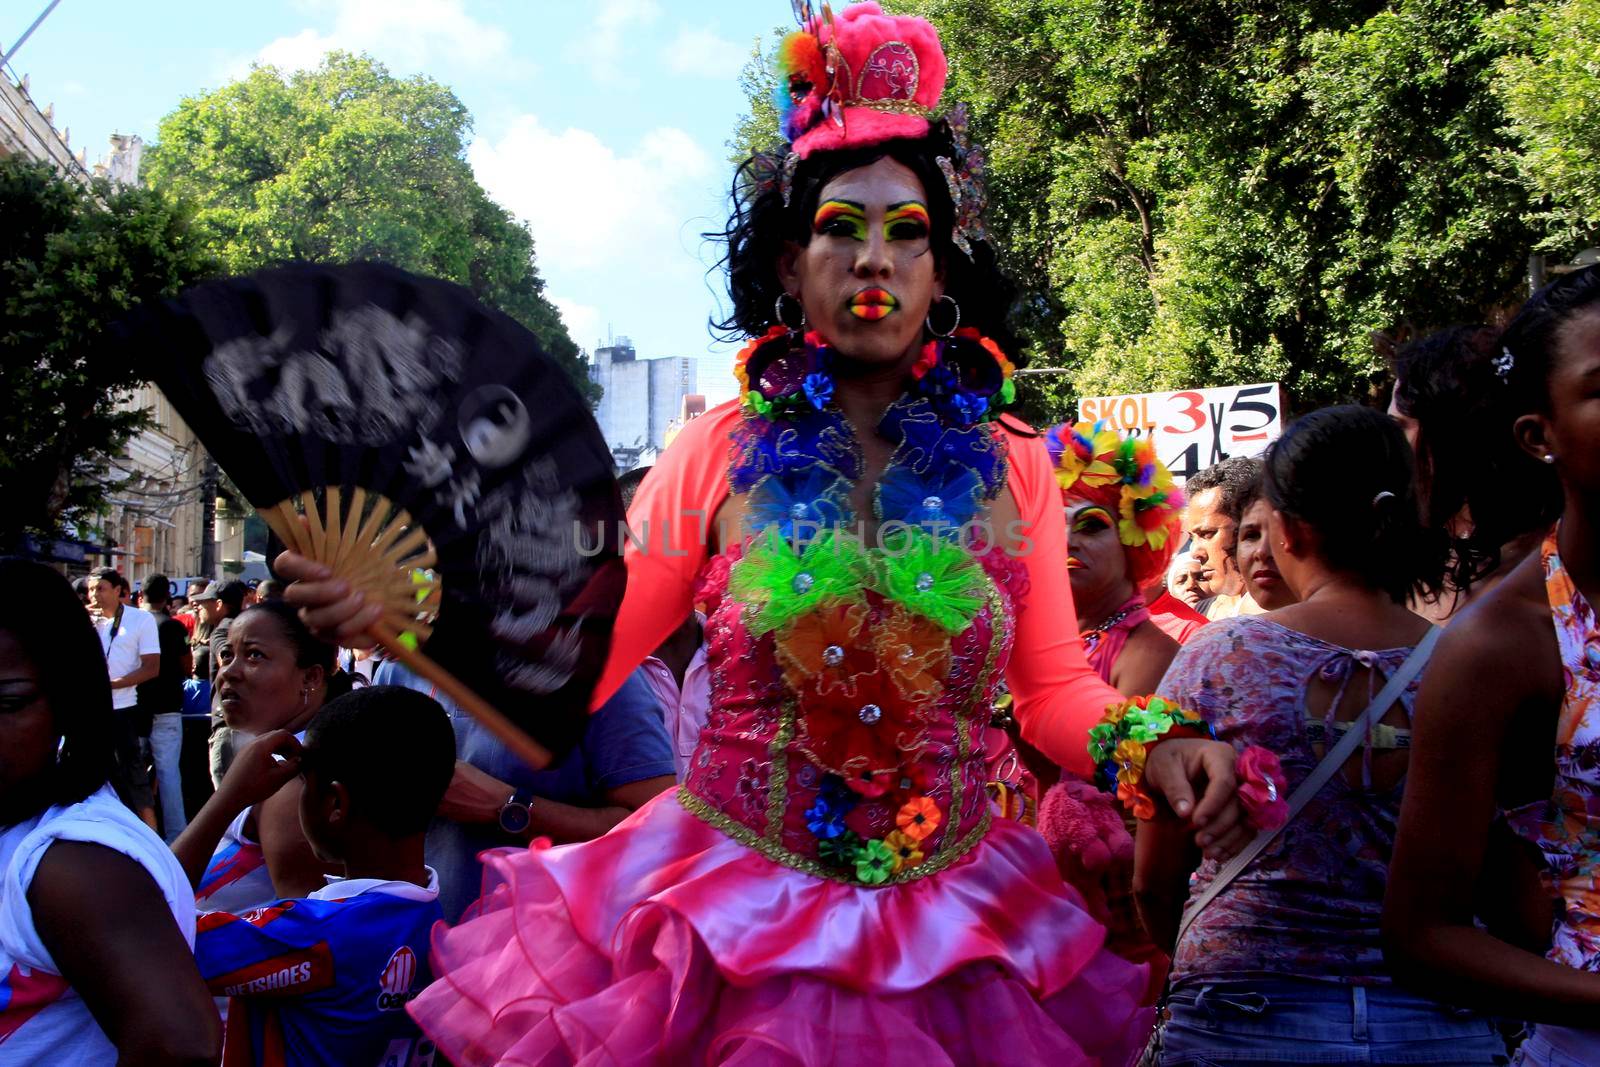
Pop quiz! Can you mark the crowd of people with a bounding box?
[2,3,1597,1064]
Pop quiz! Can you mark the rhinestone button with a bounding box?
[914,572,935,592]
[792,572,814,595]
[858,703,883,725]
[822,644,845,667]
[790,502,809,520]
[921,495,943,511]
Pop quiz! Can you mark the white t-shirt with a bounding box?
[97,606,160,710]
[0,784,197,1063]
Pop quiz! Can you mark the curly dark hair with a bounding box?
[708,121,1024,366]
[1390,324,1554,592]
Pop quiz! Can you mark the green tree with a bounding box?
[1491,0,1600,248]
[144,52,592,399]
[906,0,1546,423]
[0,156,215,549]
[729,32,784,164]
[737,2,1570,424]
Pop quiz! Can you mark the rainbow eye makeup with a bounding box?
[884,202,930,240]
[814,200,868,241]
[812,200,931,243]
[1071,505,1114,534]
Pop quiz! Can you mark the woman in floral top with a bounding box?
[1135,405,1508,1065]
[1386,266,1600,1065]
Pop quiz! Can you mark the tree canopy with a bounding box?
[144,52,592,399]
[731,0,1595,425]
[1491,0,1600,250]
[0,156,215,549]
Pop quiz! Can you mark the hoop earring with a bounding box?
[925,294,960,338]
[774,292,805,330]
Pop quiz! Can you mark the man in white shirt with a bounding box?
[90,568,161,829]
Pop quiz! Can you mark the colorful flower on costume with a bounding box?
[745,469,853,541]
[884,829,925,872]
[854,839,897,885]
[874,529,984,634]
[775,598,876,697]
[731,528,868,635]
[875,606,952,704]
[797,669,923,776]
[896,796,942,841]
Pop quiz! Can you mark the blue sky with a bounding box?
[6,0,791,405]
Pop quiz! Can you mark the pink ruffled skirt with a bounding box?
[408,793,1152,1066]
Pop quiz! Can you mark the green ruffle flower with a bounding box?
[873,528,984,633]
[730,528,868,635]
[854,838,897,885]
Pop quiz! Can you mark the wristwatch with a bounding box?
[497,788,535,836]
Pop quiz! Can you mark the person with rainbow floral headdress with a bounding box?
[1047,421,1185,697]
[275,4,1253,1061]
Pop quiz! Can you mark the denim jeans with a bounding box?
[1147,978,1509,1065]
[1513,1027,1600,1066]
[149,713,187,843]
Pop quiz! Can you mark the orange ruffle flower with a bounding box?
[875,605,952,703]
[896,796,942,841]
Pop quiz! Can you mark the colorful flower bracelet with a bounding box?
[1087,695,1215,820]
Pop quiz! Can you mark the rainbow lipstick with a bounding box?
[849,287,898,320]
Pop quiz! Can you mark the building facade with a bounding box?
[4,66,212,583]
[589,338,697,470]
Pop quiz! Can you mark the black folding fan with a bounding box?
[123,262,626,768]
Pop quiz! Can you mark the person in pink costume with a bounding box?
[277,6,1248,1063]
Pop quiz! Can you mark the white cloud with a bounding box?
[664,27,748,79]
[468,114,712,273]
[572,0,662,78]
[257,28,340,73]
[551,296,604,350]
[251,0,519,75]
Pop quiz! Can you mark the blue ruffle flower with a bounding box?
[744,469,853,541]
[804,797,850,840]
[876,465,984,538]
[803,371,835,411]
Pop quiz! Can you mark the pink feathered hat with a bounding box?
[778,2,948,159]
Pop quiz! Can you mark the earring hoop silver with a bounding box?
[774,292,805,330]
[925,294,960,338]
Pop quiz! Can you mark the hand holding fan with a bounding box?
[124,263,626,769]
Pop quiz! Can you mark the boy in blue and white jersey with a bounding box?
[172,686,454,1066]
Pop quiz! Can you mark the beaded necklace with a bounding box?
[725,325,1016,883]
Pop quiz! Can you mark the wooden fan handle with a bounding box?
[365,619,554,772]
[262,500,554,771]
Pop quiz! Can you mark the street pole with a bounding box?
[199,456,217,578]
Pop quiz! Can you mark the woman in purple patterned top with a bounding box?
[1134,405,1508,1065]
